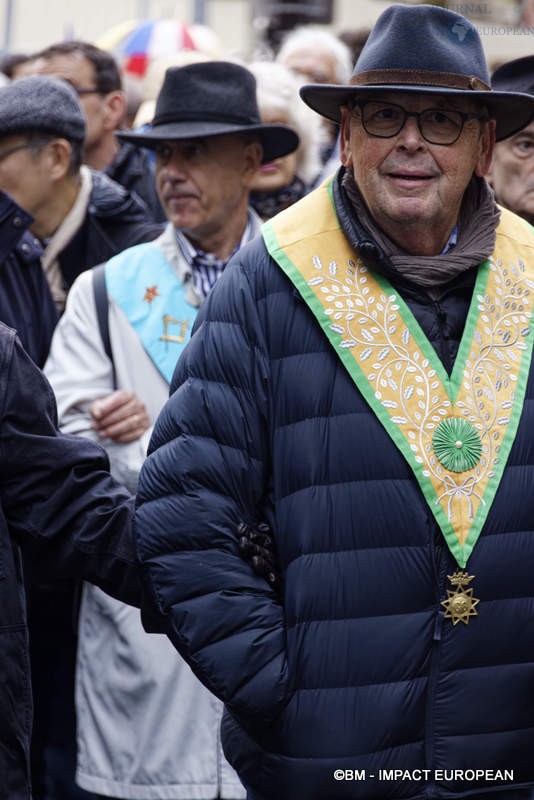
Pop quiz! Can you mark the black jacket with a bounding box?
[0,327,140,799]
[136,173,534,800]
[106,141,165,223]
[0,192,57,367]
[58,170,163,290]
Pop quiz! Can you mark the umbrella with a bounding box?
[117,19,197,77]
[95,19,140,52]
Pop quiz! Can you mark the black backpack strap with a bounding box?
[92,263,117,389]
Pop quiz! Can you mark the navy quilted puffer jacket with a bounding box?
[135,182,534,800]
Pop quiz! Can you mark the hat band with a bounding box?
[153,110,259,127]
[350,69,490,91]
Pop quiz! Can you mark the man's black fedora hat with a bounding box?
[492,55,534,98]
[118,60,299,163]
[300,4,534,142]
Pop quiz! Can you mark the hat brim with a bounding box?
[300,84,534,141]
[117,120,299,163]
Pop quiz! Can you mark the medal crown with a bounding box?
[447,570,475,588]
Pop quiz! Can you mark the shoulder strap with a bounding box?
[92,263,117,389]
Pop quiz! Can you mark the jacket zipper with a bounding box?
[425,530,447,797]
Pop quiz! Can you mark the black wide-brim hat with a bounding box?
[118,60,299,163]
[491,55,534,97]
[300,4,534,142]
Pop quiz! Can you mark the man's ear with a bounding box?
[103,90,127,131]
[242,140,264,185]
[475,118,496,177]
[47,139,73,181]
[340,107,353,167]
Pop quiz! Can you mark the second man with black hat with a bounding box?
[44,60,298,800]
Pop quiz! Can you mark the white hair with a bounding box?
[276,26,353,85]
[248,60,322,185]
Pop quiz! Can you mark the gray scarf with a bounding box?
[341,170,500,289]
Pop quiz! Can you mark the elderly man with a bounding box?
[0,76,160,313]
[44,60,297,800]
[34,40,164,220]
[134,6,534,800]
[489,55,534,225]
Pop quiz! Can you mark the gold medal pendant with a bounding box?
[441,571,480,625]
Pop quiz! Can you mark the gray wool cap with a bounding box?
[0,76,86,141]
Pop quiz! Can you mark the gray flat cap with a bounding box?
[0,76,86,141]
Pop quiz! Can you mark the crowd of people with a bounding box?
[2,5,534,800]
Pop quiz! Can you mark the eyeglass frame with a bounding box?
[0,137,55,163]
[73,86,106,96]
[348,99,488,146]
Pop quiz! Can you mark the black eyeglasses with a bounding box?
[350,100,487,145]
[0,138,52,162]
[72,87,104,96]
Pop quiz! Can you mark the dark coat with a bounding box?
[0,326,139,799]
[58,170,162,290]
[136,175,534,799]
[0,193,57,367]
[106,140,165,223]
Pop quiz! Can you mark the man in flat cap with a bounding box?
[0,76,159,314]
[133,6,534,800]
[44,60,298,800]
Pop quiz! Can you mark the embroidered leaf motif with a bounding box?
[329,261,337,276]
[308,276,324,286]
[330,324,344,334]
[312,256,322,270]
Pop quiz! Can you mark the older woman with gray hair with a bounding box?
[247,60,322,219]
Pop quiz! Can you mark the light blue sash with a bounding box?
[105,241,198,384]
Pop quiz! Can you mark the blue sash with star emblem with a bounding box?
[105,241,198,384]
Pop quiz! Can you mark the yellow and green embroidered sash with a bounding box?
[263,181,534,569]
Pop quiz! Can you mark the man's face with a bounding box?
[250,109,299,193]
[36,52,107,150]
[489,121,534,224]
[0,134,54,217]
[340,91,494,255]
[155,133,262,248]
